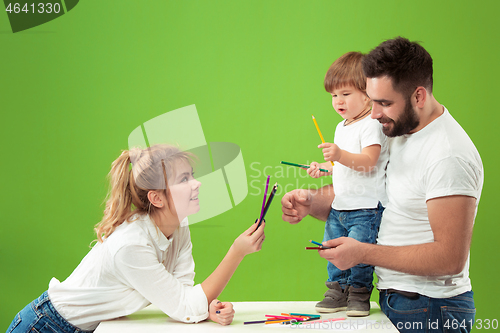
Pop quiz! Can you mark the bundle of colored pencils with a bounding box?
[243,312,321,325]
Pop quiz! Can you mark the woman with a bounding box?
[7,144,265,332]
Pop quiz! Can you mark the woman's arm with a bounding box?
[200,222,265,325]
[200,222,265,302]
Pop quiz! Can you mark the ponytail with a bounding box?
[94,150,134,242]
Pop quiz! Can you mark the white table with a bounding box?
[95,301,399,332]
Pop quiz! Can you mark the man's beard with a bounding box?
[379,98,420,137]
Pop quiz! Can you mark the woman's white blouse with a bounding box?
[48,214,208,331]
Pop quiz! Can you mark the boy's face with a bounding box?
[330,86,370,120]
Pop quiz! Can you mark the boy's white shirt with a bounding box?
[48,214,208,331]
[331,116,389,210]
[376,106,483,298]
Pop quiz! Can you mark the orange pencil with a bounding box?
[312,115,334,166]
[265,319,294,324]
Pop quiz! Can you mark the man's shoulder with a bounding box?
[436,109,481,162]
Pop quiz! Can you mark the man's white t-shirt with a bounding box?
[332,116,389,210]
[376,106,483,298]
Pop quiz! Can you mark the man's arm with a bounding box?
[309,184,335,221]
[320,195,476,276]
[281,184,334,223]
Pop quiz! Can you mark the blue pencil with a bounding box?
[310,240,331,249]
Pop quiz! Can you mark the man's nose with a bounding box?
[371,104,382,119]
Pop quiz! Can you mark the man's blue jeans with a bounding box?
[379,289,476,333]
[6,291,94,333]
[323,203,384,290]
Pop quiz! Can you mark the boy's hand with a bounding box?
[319,142,341,162]
[307,162,331,178]
[209,299,235,326]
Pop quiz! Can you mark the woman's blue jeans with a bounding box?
[323,203,384,290]
[6,291,94,333]
[380,290,476,333]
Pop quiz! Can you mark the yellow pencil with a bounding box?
[311,115,334,166]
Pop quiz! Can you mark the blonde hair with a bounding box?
[324,51,367,93]
[94,144,193,242]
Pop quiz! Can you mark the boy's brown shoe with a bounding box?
[315,281,347,313]
[346,286,371,317]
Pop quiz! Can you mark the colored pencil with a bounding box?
[265,315,304,321]
[297,317,346,325]
[305,247,325,250]
[265,319,297,324]
[280,161,330,173]
[310,240,331,249]
[284,313,320,318]
[244,320,271,325]
[283,317,323,325]
[259,175,270,222]
[261,183,277,221]
[312,115,334,166]
[289,313,321,319]
[244,317,299,325]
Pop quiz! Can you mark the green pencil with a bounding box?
[280,161,331,173]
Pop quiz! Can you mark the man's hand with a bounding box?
[281,189,312,224]
[318,237,367,270]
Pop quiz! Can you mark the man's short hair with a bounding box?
[362,37,433,97]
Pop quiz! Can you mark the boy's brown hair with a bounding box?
[324,51,366,93]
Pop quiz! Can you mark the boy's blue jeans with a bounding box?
[323,203,384,291]
[379,289,476,333]
[7,291,94,333]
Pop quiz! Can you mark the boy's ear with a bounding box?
[147,190,164,208]
[414,87,427,108]
[363,93,371,107]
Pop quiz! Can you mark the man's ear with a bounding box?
[414,86,427,108]
[147,190,164,208]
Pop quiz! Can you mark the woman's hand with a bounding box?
[230,222,266,258]
[209,299,235,326]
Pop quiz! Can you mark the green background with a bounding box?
[1,0,499,331]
